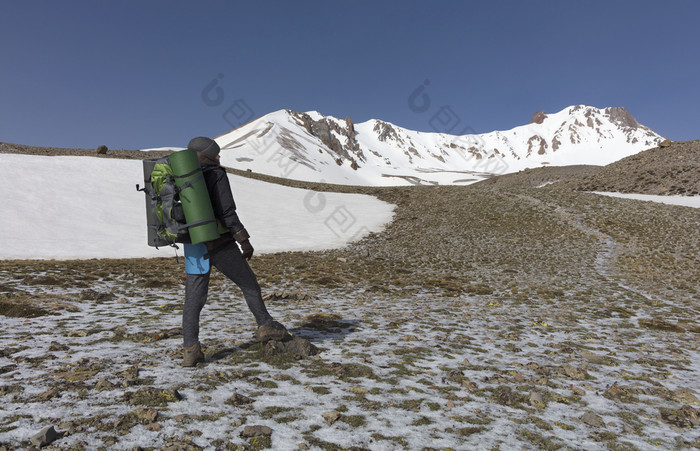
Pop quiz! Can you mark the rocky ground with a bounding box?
[1,145,699,450]
[473,140,700,196]
[552,140,700,196]
[0,142,171,160]
[472,165,599,190]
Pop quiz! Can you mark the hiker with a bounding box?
[182,136,289,367]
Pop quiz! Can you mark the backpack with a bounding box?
[137,149,221,248]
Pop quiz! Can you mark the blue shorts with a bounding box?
[184,243,210,275]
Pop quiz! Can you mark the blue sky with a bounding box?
[1,1,698,149]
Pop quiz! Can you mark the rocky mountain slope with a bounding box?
[552,140,700,195]
[214,105,663,186]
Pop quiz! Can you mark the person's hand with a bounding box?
[240,239,254,260]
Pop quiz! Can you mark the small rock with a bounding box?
[660,405,700,428]
[79,289,114,302]
[120,365,140,382]
[146,423,162,432]
[462,380,478,392]
[672,389,700,406]
[298,444,309,450]
[36,388,60,402]
[48,341,69,352]
[123,387,182,406]
[445,400,455,410]
[95,378,116,390]
[524,361,540,370]
[133,408,158,423]
[572,386,585,396]
[240,425,272,438]
[529,391,545,409]
[659,139,671,147]
[31,426,59,447]
[58,421,73,431]
[117,298,128,304]
[581,411,605,428]
[558,363,589,380]
[581,351,609,365]
[622,423,634,434]
[639,318,685,332]
[67,330,88,337]
[490,385,525,407]
[226,393,254,406]
[603,383,637,403]
[263,336,319,359]
[322,411,341,425]
[336,257,347,263]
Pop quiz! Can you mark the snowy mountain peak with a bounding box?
[214,105,663,186]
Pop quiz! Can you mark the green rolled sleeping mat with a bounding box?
[168,148,221,244]
[140,148,220,247]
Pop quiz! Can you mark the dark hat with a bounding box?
[188,136,220,158]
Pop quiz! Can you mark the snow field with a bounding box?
[0,154,395,260]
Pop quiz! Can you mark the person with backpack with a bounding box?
[181,136,289,367]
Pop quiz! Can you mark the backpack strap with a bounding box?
[173,173,205,193]
[179,218,217,230]
[171,164,217,193]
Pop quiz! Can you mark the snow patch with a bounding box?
[0,154,394,260]
[592,192,700,209]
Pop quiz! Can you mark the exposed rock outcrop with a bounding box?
[605,106,638,129]
[530,110,547,124]
[373,120,403,143]
[290,111,364,169]
[527,135,548,156]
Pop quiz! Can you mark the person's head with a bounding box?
[188,136,220,160]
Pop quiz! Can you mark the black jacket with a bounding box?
[202,164,245,234]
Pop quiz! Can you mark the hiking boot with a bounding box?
[255,321,290,342]
[182,342,204,367]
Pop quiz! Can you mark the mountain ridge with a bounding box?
[214,105,663,186]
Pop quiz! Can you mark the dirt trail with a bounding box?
[514,192,663,307]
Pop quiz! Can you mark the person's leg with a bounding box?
[210,246,274,326]
[183,272,210,348]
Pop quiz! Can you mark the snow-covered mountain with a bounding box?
[214,105,663,186]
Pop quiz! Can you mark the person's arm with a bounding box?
[210,169,244,233]
[209,169,254,259]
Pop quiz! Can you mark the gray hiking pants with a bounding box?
[182,246,273,347]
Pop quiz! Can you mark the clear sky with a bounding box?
[1,1,698,149]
